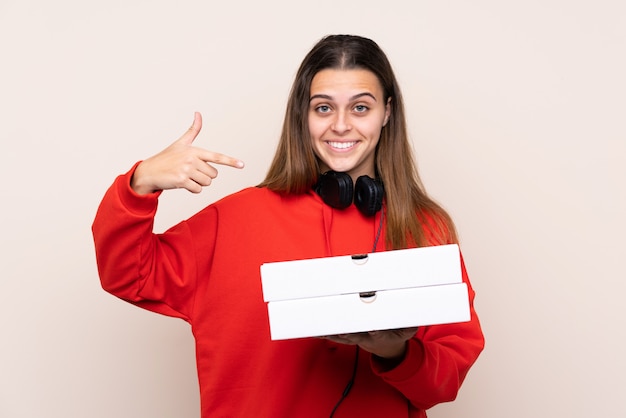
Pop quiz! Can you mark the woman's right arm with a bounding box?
[91,113,244,319]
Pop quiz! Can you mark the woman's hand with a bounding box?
[322,327,418,363]
[131,112,244,195]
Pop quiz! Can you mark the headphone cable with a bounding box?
[372,208,384,252]
[329,346,359,418]
[329,208,383,417]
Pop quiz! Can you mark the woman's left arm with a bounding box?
[372,255,484,410]
[324,255,485,410]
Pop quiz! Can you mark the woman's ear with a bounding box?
[383,97,392,126]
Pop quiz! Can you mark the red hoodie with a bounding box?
[92,164,484,417]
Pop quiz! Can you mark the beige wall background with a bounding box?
[1,0,624,417]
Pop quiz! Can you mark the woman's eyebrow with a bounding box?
[309,92,378,102]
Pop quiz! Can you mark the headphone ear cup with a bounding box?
[354,176,384,217]
[315,171,354,209]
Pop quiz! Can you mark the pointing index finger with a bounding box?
[201,150,245,169]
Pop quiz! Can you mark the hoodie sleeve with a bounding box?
[91,163,217,321]
[371,252,485,410]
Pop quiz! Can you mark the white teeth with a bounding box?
[328,141,356,149]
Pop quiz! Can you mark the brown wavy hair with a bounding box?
[259,35,457,249]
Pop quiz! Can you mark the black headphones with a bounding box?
[314,171,384,217]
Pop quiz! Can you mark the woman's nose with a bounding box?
[331,111,351,134]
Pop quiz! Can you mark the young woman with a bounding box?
[92,34,484,418]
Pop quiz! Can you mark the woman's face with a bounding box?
[308,68,390,180]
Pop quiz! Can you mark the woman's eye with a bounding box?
[354,105,368,113]
[316,105,331,113]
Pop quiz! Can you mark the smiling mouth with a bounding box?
[327,141,358,150]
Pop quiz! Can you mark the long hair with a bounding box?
[259,35,457,249]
